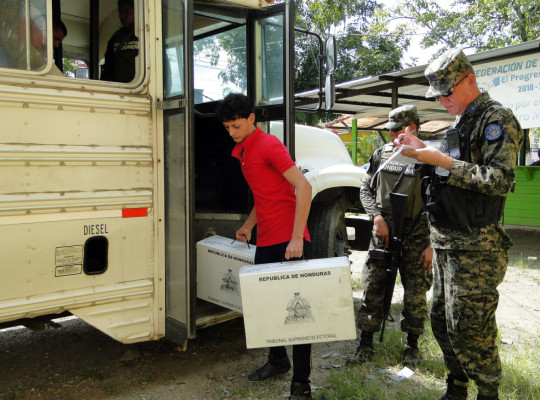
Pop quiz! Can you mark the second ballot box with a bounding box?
[239,256,356,349]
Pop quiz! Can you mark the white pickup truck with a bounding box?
[272,122,368,257]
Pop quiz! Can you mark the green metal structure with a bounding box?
[503,166,540,227]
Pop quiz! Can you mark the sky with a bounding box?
[399,27,435,67]
[379,0,443,67]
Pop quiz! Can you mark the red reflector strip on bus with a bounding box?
[122,208,148,218]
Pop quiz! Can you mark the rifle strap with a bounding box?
[387,164,422,247]
[391,164,409,193]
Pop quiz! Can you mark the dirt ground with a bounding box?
[1,227,539,400]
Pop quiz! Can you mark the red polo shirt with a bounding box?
[232,127,310,246]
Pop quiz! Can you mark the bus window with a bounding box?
[99,0,139,83]
[254,14,284,106]
[163,1,185,99]
[0,0,48,71]
[194,25,247,103]
[53,0,141,83]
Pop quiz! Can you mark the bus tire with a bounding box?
[308,202,348,259]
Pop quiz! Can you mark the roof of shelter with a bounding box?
[323,115,453,135]
[296,39,540,135]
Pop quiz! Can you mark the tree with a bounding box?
[392,0,540,59]
[62,58,78,77]
[293,0,408,125]
[190,1,408,125]
[194,25,247,98]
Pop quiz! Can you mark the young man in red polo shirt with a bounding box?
[216,93,313,400]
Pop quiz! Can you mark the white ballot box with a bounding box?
[196,235,256,312]
[239,256,356,349]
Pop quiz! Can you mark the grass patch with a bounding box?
[351,277,363,290]
[316,326,445,400]
[512,253,533,270]
[499,337,540,399]
[315,323,540,399]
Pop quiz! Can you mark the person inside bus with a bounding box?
[100,0,139,83]
[216,93,314,400]
[53,18,67,49]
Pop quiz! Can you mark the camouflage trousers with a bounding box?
[358,216,432,335]
[431,248,508,396]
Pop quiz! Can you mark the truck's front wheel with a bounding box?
[308,202,348,258]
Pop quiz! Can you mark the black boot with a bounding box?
[403,334,420,367]
[438,374,468,400]
[289,381,312,400]
[477,395,499,400]
[247,353,291,381]
[346,331,374,366]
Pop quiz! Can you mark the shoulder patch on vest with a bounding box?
[485,123,502,141]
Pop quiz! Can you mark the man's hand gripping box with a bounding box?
[196,235,255,312]
[239,256,356,348]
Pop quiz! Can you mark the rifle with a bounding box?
[368,192,408,342]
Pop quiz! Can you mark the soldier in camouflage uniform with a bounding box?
[348,105,433,367]
[396,48,524,400]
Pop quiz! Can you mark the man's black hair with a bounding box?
[53,19,67,36]
[216,93,254,123]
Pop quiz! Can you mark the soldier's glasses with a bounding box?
[440,74,469,98]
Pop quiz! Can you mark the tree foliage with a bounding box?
[62,58,78,77]
[392,0,539,59]
[293,0,407,125]
[294,0,407,86]
[194,25,248,99]
[195,0,537,125]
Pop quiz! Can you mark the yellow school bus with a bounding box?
[0,0,365,345]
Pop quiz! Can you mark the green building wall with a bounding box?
[503,166,540,227]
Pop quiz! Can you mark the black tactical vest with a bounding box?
[374,143,424,220]
[425,100,506,230]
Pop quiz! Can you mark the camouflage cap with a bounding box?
[385,105,419,131]
[424,48,473,99]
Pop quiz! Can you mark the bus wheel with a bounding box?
[308,202,349,258]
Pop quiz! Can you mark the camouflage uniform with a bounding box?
[358,211,432,335]
[358,105,433,338]
[425,48,524,397]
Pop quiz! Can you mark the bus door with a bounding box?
[247,1,295,154]
[161,0,295,344]
[161,0,192,345]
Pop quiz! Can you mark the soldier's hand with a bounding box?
[419,245,433,270]
[373,215,389,248]
[394,129,425,149]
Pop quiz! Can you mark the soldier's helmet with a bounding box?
[424,48,473,99]
[385,104,419,132]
